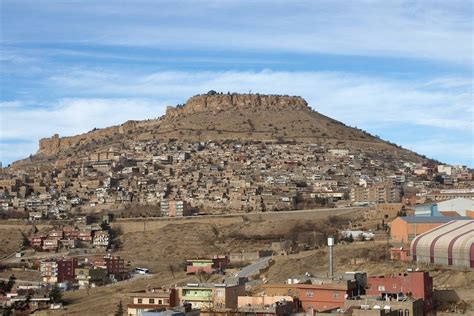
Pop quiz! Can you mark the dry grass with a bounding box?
[0,228,23,258]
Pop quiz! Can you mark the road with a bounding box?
[235,257,272,278]
[1,250,103,264]
[115,206,365,222]
[0,277,42,286]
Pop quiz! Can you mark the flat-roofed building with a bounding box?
[127,288,177,316]
[177,282,245,311]
[390,216,470,244]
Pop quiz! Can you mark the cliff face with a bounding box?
[165,94,309,118]
[38,121,140,155]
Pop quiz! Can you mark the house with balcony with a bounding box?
[127,288,177,316]
[177,282,245,311]
[75,267,108,288]
[93,230,110,248]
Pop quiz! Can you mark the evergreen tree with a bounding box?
[22,233,30,247]
[49,285,62,304]
[115,300,124,316]
[6,275,16,292]
[347,234,354,243]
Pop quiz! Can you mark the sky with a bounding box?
[0,0,473,167]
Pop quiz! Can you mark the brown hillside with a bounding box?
[15,92,422,166]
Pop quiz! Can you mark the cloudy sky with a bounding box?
[0,0,472,166]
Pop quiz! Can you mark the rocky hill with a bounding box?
[26,92,422,164]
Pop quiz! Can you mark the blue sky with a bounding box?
[0,0,472,166]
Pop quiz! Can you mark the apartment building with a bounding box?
[350,184,401,204]
[40,257,78,283]
[263,280,358,312]
[367,271,433,315]
[161,199,191,217]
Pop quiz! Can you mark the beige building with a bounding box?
[177,283,245,311]
[127,288,177,316]
[351,184,401,204]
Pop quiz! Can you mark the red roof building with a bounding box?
[367,271,433,315]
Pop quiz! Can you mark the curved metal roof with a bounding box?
[410,220,474,268]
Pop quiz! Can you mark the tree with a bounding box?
[346,234,354,243]
[100,221,110,231]
[168,263,176,279]
[0,275,15,295]
[115,300,124,316]
[49,285,63,304]
[1,275,17,293]
[22,233,30,247]
[196,269,211,283]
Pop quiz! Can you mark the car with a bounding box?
[135,267,150,275]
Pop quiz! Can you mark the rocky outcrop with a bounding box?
[165,93,309,119]
[38,121,141,155]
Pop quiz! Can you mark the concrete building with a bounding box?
[350,185,401,204]
[177,282,245,311]
[186,256,229,274]
[93,230,110,248]
[237,296,297,316]
[75,267,108,288]
[127,288,177,316]
[40,257,78,283]
[410,220,474,269]
[92,255,127,280]
[367,271,433,315]
[40,260,58,284]
[263,279,358,312]
[161,200,191,217]
[343,297,424,316]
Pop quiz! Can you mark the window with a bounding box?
[137,299,142,304]
[159,300,163,304]
[149,299,155,304]
[404,309,409,316]
[306,291,314,298]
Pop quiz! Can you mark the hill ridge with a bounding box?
[26,92,423,165]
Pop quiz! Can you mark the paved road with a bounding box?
[1,250,102,264]
[235,257,272,278]
[0,277,42,285]
[116,206,365,222]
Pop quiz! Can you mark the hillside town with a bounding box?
[1,132,473,314]
[0,191,473,314]
[0,140,472,219]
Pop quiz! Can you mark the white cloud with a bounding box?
[1,1,472,64]
[46,69,473,133]
[0,98,166,141]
